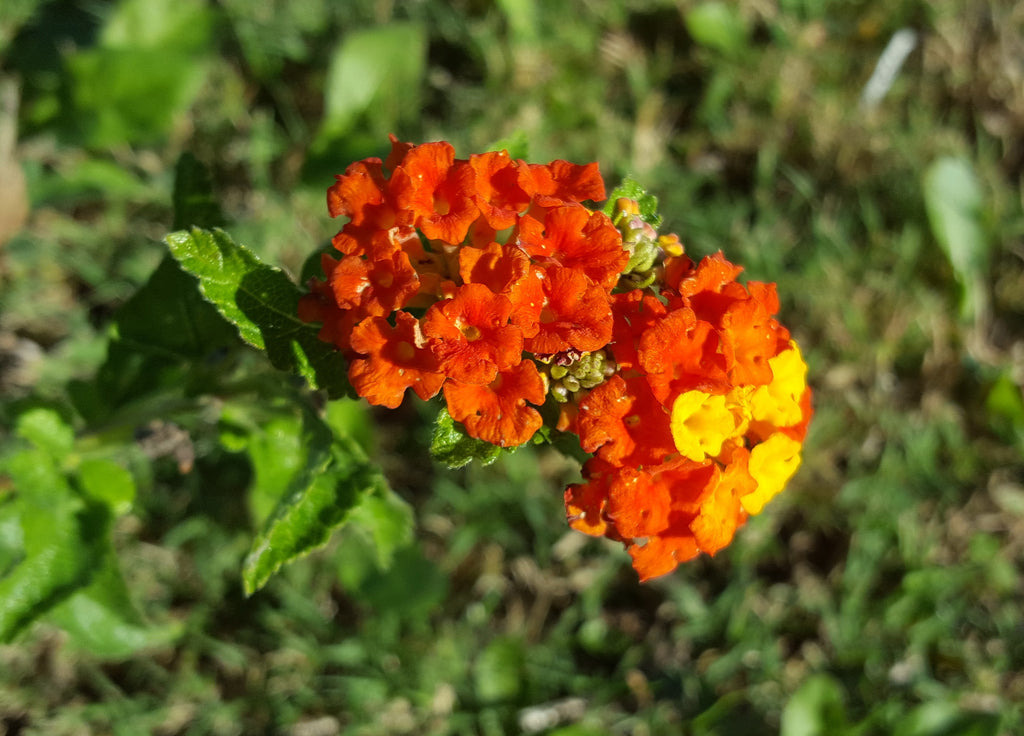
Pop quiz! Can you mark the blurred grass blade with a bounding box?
[922,156,991,322]
[165,227,351,398]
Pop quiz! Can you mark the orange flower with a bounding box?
[528,160,606,206]
[514,205,627,290]
[458,241,544,337]
[606,289,667,374]
[604,466,671,539]
[575,374,677,468]
[390,141,479,244]
[421,283,523,385]
[469,150,535,230]
[689,447,755,555]
[328,250,420,317]
[637,307,729,404]
[348,312,446,408]
[443,359,546,447]
[628,535,700,582]
[526,266,613,355]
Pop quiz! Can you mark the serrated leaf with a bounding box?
[604,177,662,228]
[430,407,505,469]
[922,156,991,321]
[242,432,388,595]
[0,449,106,642]
[165,227,351,398]
[48,550,181,658]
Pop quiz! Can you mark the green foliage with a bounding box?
[165,227,352,399]
[922,156,992,321]
[3,0,1024,733]
[605,177,662,228]
[431,407,507,469]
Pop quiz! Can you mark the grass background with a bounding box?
[1,0,1023,734]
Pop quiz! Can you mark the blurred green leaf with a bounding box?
[431,407,505,469]
[92,255,239,415]
[75,459,136,515]
[100,0,212,50]
[894,702,1000,736]
[346,487,414,571]
[474,636,525,704]
[985,372,1024,446]
[242,430,389,595]
[172,152,226,231]
[781,674,849,736]
[684,2,748,56]
[47,550,181,658]
[922,156,991,321]
[0,448,106,642]
[15,407,74,458]
[165,227,351,398]
[314,23,426,147]
[486,130,530,161]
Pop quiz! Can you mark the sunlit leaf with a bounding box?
[0,449,106,642]
[430,407,505,469]
[15,407,74,458]
[165,227,351,398]
[242,430,389,596]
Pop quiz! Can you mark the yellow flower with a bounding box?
[743,432,803,514]
[670,390,744,462]
[749,340,808,429]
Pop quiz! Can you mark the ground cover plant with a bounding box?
[1,1,1023,734]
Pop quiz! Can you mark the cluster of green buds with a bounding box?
[610,197,686,291]
[536,349,616,403]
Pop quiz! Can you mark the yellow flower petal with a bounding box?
[743,433,802,515]
[749,340,808,429]
[670,390,741,462]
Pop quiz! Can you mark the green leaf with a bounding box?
[922,156,991,321]
[780,674,849,736]
[486,130,530,160]
[94,255,239,415]
[314,23,426,146]
[894,702,1000,736]
[684,2,749,57]
[242,429,389,595]
[47,550,182,658]
[474,636,526,703]
[15,407,74,458]
[604,177,662,228]
[430,407,505,469]
[0,449,107,642]
[346,488,414,571]
[76,459,136,515]
[165,227,352,398]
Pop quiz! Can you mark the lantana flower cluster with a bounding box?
[300,137,812,580]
